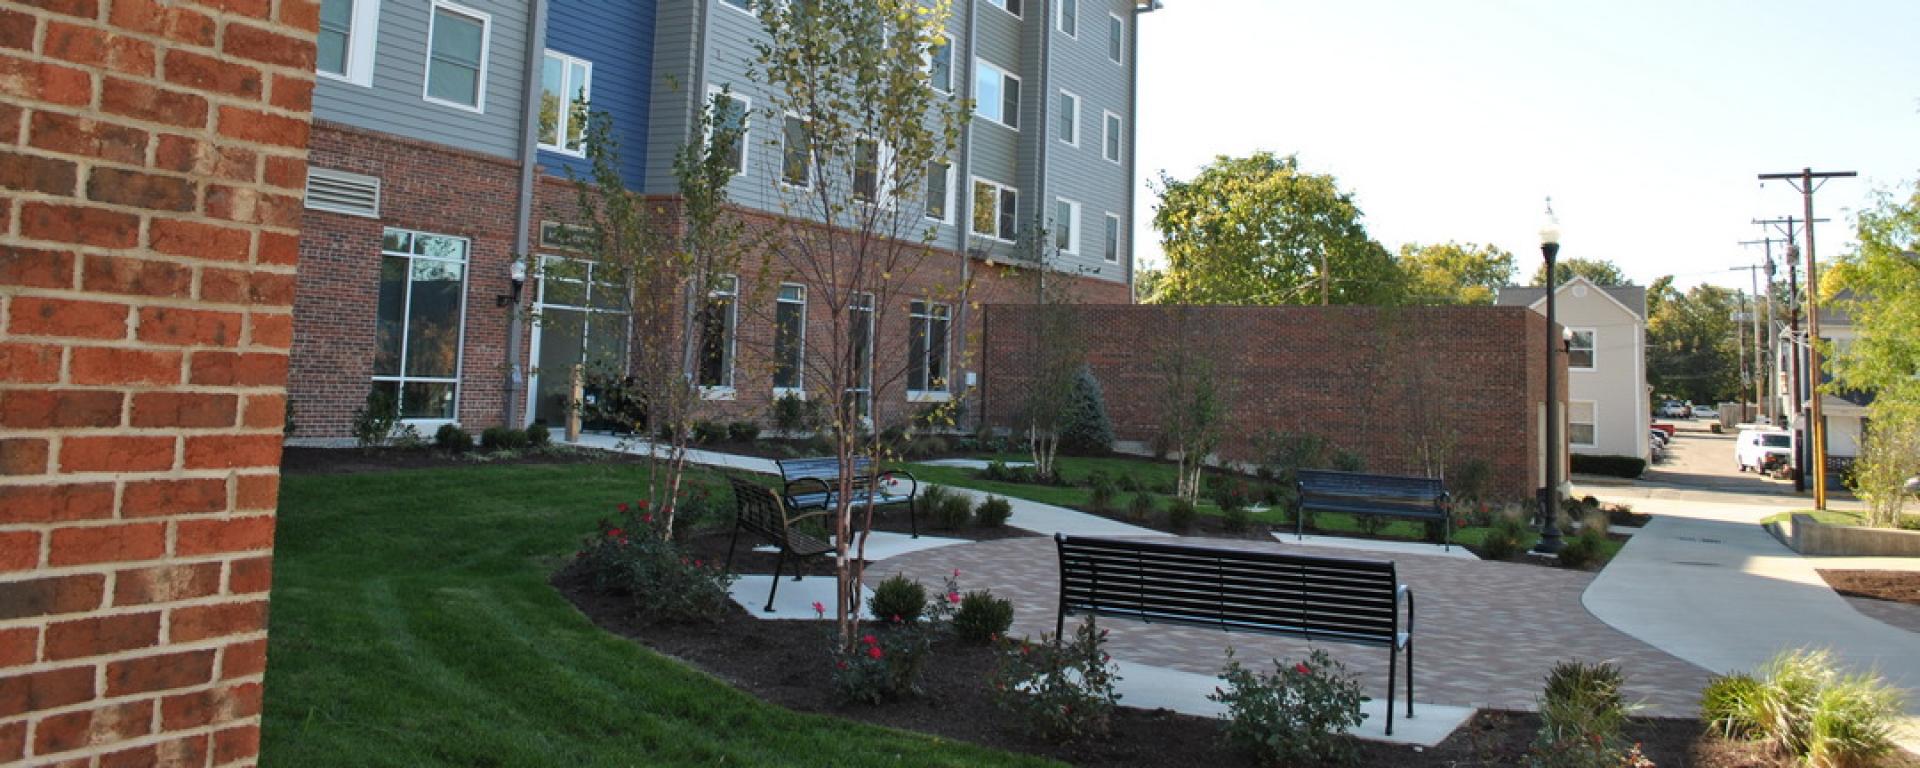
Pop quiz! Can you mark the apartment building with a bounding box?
[1497,278,1651,461]
[290,0,1149,441]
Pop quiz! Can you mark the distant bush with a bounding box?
[867,574,927,625]
[1570,454,1647,478]
[726,421,761,443]
[1556,526,1608,569]
[1330,451,1365,473]
[524,423,551,448]
[991,620,1120,742]
[923,486,974,530]
[691,420,727,444]
[771,392,822,434]
[975,496,1013,528]
[572,509,733,625]
[1166,498,1197,533]
[953,590,1014,644]
[434,424,472,454]
[480,425,528,453]
[1127,492,1156,522]
[1087,473,1119,513]
[1450,458,1494,503]
[351,389,398,448]
[1222,504,1252,534]
[1058,366,1115,454]
[1479,513,1529,560]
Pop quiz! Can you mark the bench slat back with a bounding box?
[1056,535,1399,647]
[728,475,796,541]
[1297,469,1445,515]
[778,456,875,484]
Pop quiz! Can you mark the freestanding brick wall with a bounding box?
[982,304,1563,499]
[0,1,315,765]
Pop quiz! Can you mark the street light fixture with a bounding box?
[1534,213,1565,555]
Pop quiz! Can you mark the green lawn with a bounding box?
[1758,508,1868,527]
[265,463,1054,767]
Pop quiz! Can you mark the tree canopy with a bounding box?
[1647,279,1742,404]
[1150,152,1401,306]
[1397,241,1516,305]
[1530,257,1630,287]
[1828,181,1920,398]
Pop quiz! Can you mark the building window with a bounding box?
[971,178,1018,243]
[773,284,806,392]
[928,39,952,93]
[1057,90,1078,146]
[317,0,379,86]
[985,0,1020,19]
[781,115,811,187]
[1103,213,1120,263]
[538,50,592,156]
[719,0,750,12]
[1102,110,1122,163]
[909,301,950,394]
[530,255,630,425]
[853,138,881,204]
[539,221,593,250]
[847,293,875,419]
[707,88,749,176]
[1570,400,1597,447]
[697,275,738,391]
[424,2,489,111]
[1568,329,1596,370]
[974,59,1020,130]
[924,160,952,224]
[1054,198,1080,255]
[1057,0,1077,37]
[374,228,469,422]
[1108,13,1124,64]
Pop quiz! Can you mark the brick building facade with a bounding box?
[0,0,317,764]
[981,304,1566,499]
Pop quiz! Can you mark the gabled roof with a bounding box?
[1494,276,1647,320]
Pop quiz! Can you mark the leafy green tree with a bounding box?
[1829,180,1920,526]
[1151,152,1402,306]
[1398,241,1516,305]
[1647,281,1742,404]
[1133,267,1166,303]
[1530,257,1629,287]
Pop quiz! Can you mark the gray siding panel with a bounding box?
[643,0,699,194]
[314,0,533,159]
[1042,0,1133,281]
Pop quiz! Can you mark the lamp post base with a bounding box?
[1531,487,1565,554]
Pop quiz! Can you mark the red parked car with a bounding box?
[1650,422,1676,438]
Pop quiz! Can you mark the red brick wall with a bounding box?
[981,305,1561,499]
[0,1,316,765]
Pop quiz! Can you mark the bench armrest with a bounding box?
[786,509,833,527]
[878,469,918,499]
[1397,584,1415,640]
[784,476,832,503]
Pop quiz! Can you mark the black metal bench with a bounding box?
[1054,534,1416,735]
[1294,469,1452,551]
[776,456,920,538]
[723,475,833,612]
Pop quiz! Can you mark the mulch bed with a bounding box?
[556,570,1833,767]
[1818,570,1920,607]
[676,514,1037,579]
[280,445,641,475]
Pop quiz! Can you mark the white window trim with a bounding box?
[317,0,381,87]
[1107,12,1125,65]
[971,176,1017,244]
[1570,399,1599,447]
[986,0,1020,20]
[1056,0,1077,38]
[924,160,955,225]
[537,49,592,157]
[1101,109,1122,164]
[1568,327,1597,371]
[706,85,750,177]
[421,0,491,114]
[975,58,1020,132]
[846,292,876,416]
[773,283,807,397]
[778,112,812,190]
[375,228,471,426]
[1103,212,1121,263]
[698,274,740,396]
[908,301,952,397]
[1057,89,1079,147]
[718,0,753,17]
[1055,197,1082,255]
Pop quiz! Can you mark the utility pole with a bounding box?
[1754,216,1825,491]
[1757,169,1856,510]
[1738,235,1790,425]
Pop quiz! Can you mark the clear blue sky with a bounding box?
[1133,0,1920,292]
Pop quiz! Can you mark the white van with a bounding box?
[1735,428,1793,473]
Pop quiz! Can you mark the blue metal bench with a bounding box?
[1294,469,1452,551]
[776,456,920,538]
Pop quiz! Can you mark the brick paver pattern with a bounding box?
[877,536,1714,715]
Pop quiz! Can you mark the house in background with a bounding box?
[1775,290,1870,487]
[1497,277,1651,461]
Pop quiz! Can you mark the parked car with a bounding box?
[1691,405,1719,419]
[1658,401,1690,418]
[1650,422,1676,438]
[1735,428,1793,473]
[1649,429,1668,448]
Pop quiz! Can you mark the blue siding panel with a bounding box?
[540,0,654,186]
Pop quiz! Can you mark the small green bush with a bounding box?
[691,420,727,444]
[1355,513,1390,537]
[572,510,735,625]
[434,423,472,454]
[923,486,973,530]
[524,423,551,448]
[991,619,1121,742]
[1087,473,1119,513]
[771,392,822,434]
[1704,649,1905,767]
[1530,660,1635,768]
[867,574,927,625]
[1127,492,1156,522]
[480,425,528,453]
[1450,458,1494,503]
[1115,473,1140,492]
[1479,514,1529,560]
[1570,454,1647,478]
[1330,450,1365,473]
[953,590,1014,644]
[1058,366,1116,454]
[351,389,398,447]
[1166,498,1197,533]
[726,421,761,443]
[1556,526,1608,569]
[981,460,1013,482]
[1222,504,1252,533]
[975,496,1013,528]
[1211,648,1366,766]
[1701,672,1764,738]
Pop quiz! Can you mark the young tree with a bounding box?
[1154,309,1230,503]
[1530,257,1630,287]
[1829,180,1920,526]
[751,0,968,644]
[1009,226,1089,480]
[1152,152,1403,306]
[1398,241,1516,305]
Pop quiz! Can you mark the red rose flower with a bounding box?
[861,634,878,646]
[1295,663,1311,675]
[617,503,629,513]
[607,528,624,538]
[867,645,884,660]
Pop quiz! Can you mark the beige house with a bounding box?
[1498,277,1651,461]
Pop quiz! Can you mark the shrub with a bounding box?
[1556,526,1608,569]
[981,460,1014,482]
[922,486,973,530]
[1355,513,1390,537]
[1570,454,1648,478]
[571,508,735,624]
[975,496,1013,528]
[1704,649,1904,767]
[1210,479,1250,511]
[1116,473,1141,492]
[1529,660,1635,768]
[953,590,1014,644]
[351,389,398,447]
[389,423,426,449]
[867,574,928,625]
[1058,366,1116,454]
[1087,473,1119,513]
[1211,648,1366,766]
[1127,492,1156,522]
[1701,672,1765,738]
[1450,458,1494,503]
[831,574,963,704]
[1479,513,1529,560]
[726,421,761,443]
[1222,504,1252,534]
[771,392,820,434]
[480,425,528,453]
[1166,497,1197,533]
[524,423,552,448]
[991,619,1121,742]
[691,420,727,445]
[434,423,472,454]
[1331,450,1365,473]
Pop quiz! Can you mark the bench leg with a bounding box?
[908,499,919,539]
[1386,644,1397,736]
[1405,636,1415,720]
[765,549,786,613]
[723,520,742,575]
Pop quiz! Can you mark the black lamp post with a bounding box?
[1533,218,1565,555]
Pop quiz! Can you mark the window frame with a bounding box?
[421,0,491,113]
[1569,399,1598,447]
[851,136,896,208]
[1102,110,1122,164]
[908,300,952,399]
[924,159,954,225]
[373,227,472,427]
[846,292,876,420]
[317,0,381,87]
[779,112,813,189]
[927,38,952,94]
[705,86,750,177]
[974,58,1021,131]
[1103,212,1121,263]
[773,283,807,396]
[1107,12,1125,64]
[1568,327,1597,371]
[984,0,1021,20]
[970,177,1018,244]
[1054,198,1081,256]
[718,0,753,16]
[1056,0,1077,38]
[697,274,740,397]
[537,49,593,157]
[1057,89,1079,147]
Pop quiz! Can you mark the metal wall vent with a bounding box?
[304,167,382,218]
